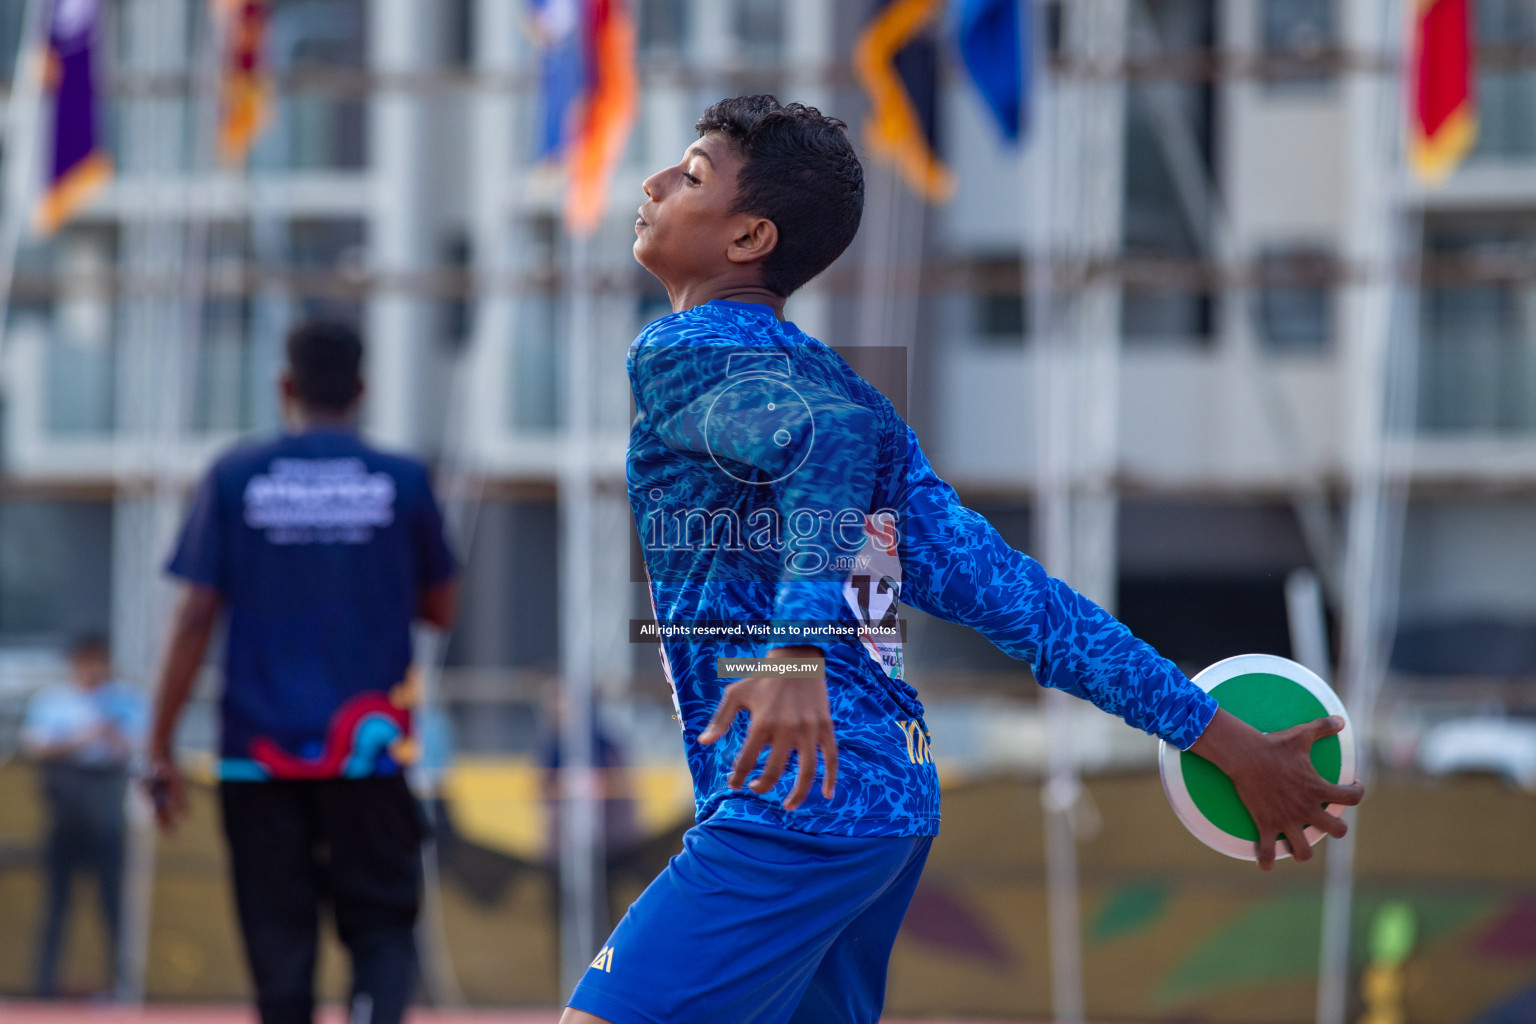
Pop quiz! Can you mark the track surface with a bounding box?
[0,1006,1036,1024]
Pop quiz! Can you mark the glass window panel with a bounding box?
[966,257,1027,346]
[1260,0,1336,90]
[640,0,689,55]
[255,0,369,171]
[1255,246,1335,353]
[0,501,113,644]
[1122,0,1215,346]
[46,334,117,434]
[1419,219,1536,434]
[511,296,561,432]
[1472,0,1536,160]
[735,0,784,64]
[1123,290,1212,343]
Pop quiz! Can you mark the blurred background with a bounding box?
[0,0,1533,1022]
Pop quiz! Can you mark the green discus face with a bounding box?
[1159,654,1356,860]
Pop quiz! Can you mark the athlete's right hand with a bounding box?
[142,753,190,834]
[698,646,839,811]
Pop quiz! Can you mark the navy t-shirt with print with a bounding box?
[167,428,456,780]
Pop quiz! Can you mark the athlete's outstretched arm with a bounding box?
[897,426,1215,747]
[896,428,1362,869]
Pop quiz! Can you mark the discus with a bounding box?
[1158,653,1356,861]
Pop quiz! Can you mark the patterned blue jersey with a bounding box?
[628,300,1217,838]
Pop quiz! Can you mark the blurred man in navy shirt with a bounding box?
[146,321,458,1024]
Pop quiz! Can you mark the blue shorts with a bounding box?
[567,817,932,1024]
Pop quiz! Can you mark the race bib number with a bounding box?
[842,514,903,681]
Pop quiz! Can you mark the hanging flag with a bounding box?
[1410,0,1477,185]
[214,0,271,166]
[35,0,112,237]
[564,0,637,235]
[530,0,638,236]
[530,0,584,161]
[853,0,953,202]
[957,0,1030,143]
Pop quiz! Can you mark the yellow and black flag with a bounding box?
[854,0,954,202]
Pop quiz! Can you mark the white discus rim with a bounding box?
[1158,653,1357,861]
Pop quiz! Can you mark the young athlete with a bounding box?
[561,95,1363,1024]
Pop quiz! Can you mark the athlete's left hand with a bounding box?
[698,645,839,811]
[1188,709,1364,870]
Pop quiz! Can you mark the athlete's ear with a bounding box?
[726,217,778,266]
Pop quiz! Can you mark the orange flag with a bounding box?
[215,0,271,167]
[564,0,638,236]
[1409,0,1477,185]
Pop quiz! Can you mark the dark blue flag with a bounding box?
[957,0,1030,143]
[530,0,586,160]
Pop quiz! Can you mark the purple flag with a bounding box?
[35,0,111,236]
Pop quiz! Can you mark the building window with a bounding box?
[261,0,369,171]
[0,0,25,79]
[47,228,117,435]
[967,257,1026,346]
[1472,0,1536,160]
[0,501,114,645]
[640,0,689,55]
[442,232,473,349]
[289,217,368,323]
[1255,246,1335,353]
[735,0,784,64]
[1260,0,1336,91]
[445,0,474,68]
[1418,217,1536,434]
[1123,0,1216,347]
[511,215,562,433]
[195,295,255,434]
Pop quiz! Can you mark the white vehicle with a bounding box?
[1418,717,1536,791]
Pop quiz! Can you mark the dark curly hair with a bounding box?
[695,95,864,297]
[285,320,363,411]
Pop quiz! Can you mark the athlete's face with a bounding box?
[634,133,769,293]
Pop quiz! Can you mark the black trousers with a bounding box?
[34,763,127,996]
[220,777,424,1024]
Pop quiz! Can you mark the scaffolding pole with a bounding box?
[1027,12,1083,1023]
[558,231,606,994]
[1318,2,1412,1023]
[1028,3,1128,1022]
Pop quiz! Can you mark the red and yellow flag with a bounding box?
[564,0,638,236]
[214,0,271,167]
[1409,0,1477,185]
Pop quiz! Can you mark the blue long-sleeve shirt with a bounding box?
[629,300,1216,838]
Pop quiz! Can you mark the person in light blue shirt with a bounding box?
[22,634,144,997]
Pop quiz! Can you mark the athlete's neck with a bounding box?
[285,405,358,434]
[667,280,785,320]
